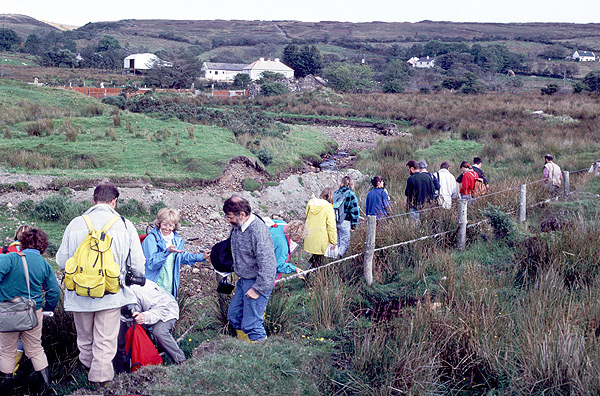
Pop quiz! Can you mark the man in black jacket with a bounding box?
[405,160,436,221]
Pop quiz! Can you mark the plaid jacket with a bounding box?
[336,187,360,228]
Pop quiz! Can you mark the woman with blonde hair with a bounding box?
[304,187,337,271]
[143,208,209,298]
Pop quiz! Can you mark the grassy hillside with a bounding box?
[0,79,335,181]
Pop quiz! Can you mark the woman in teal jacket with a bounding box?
[0,227,59,386]
[269,219,306,281]
[142,208,208,298]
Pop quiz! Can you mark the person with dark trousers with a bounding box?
[365,176,391,218]
[405,160,435,221]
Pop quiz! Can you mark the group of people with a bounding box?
[0,153,563,389]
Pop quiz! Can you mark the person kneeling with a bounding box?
[114,280,185,374]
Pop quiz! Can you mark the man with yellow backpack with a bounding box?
[57,182,146,388]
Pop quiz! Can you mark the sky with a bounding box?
[2,0,600,27]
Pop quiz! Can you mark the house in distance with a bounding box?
[124,53,173,74]
[572,50,596,62]
[202,58,294,82]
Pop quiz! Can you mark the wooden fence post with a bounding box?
[563,171,570,198]
[519,184,527,223]
[363,215,376,286]
[457,199,468,251]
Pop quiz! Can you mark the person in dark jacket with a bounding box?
[405,160,435,221]
[366,176,391,219]
[0,227,60,386]
[334,175,360,257]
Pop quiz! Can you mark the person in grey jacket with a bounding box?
[224,195,276,342]
[56,182,146,387]
[113,280,185,373]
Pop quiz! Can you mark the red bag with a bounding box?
[124,322,163,372]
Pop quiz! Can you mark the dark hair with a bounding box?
[473,157,482,165]
[440,161,450,169]
[406,160,418,170]
[544,154,553,161]
[460,161,471,169]
[223,195,252,216]
[93,182,119,203]
[371,175,383,188]
[18,227,49,254]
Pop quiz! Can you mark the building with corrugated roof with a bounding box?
[243,58,294,80]
[201,62,247,82]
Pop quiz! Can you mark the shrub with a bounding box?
[261,82,288,97]
[541,84,559,95]
[102,95,126,109]
[112,111,122,127]
[106,127,117,141]
[3,126,12,139]
[32,195,87,224]
[242,178,261,191]
[256,148,273,165]
[149,200,167,217]
[481,203,515,243]
[118,199,147,217]
[13,181,32,192]
[24,118,55,136]
[81,103,104,116]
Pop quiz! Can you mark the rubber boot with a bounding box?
[38,367,51,386]
[236,329,250,341]
[0,372,13,395]
[12,350,23,375]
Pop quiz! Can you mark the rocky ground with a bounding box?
[0,125,395,296]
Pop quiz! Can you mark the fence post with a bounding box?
[595,161,600,176]
[519,184,527,222]
[563,171,570,198]
[363,215,376,286]
[457,199,468,251]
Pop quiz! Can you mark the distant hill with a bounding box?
[0,14,60,39]
[40,20,79,31]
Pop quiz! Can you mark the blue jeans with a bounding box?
[336,220,351,257]
[227,278,272,341]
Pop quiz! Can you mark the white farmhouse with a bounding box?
[124,53,172,73]
[243,58,294,80]
[413,56,435,68]
[201,62,247,82]
[572,50,596,62]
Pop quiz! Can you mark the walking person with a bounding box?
[405,160,436,221]
[456,161,478,201]
[56,182,146,387]
[142,208,209,298]
[472,157,489,185]
[435,162,458,209]
[304,188,337,270]
[543,154,562,195]
[334,176,360,257]
[418,159,441,195]
[268,219,307,281]
[365,176,391,219]
[224,195,276,342]
[0,227,60,387]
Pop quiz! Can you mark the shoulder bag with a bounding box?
[0,254,39,332]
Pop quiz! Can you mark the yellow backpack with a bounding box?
[64,215,122,297]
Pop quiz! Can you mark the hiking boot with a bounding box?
[38,367,51,386]
[0,372,13,395]
[90,380,110,390]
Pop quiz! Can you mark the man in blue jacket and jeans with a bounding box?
[224,195,276,342]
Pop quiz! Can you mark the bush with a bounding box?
[481,203,515,243]
[256,148,273,165]
[118,199,147,217]
[32,195,87,224]
[24,119,55,137]
[102,95,126,109]
[260,82,288,97]
[242,178,261,192]
[149,200,167,217]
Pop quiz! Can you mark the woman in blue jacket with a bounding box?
[142,208,208,298]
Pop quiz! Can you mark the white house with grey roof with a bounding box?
[572,51,596,62]
[243,58,294,80]
[201,62,247,82]
[124,53,172,73]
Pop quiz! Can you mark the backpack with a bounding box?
[1,242,20,254]
[472,178,488,198]
[210,236,233,273]
[333,189,350,224]
[64,215,122,298]
[125,322,163,372]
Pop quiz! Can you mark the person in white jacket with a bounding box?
[113,280,185,373]
[434,162,458,209]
